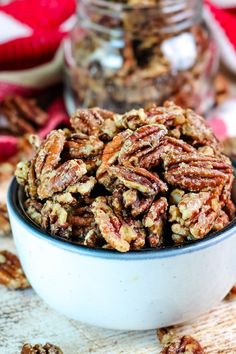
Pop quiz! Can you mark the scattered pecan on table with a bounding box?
[0,95,48,136]
[15,101,236,252]
[0,250,30,290]
[225,285,236,301]
[159,335,205,354]
[0,204,10,236]
[21,343,63,354]
[157,327,176,346]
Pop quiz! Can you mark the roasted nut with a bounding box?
[169,190,222,241]
[118,124,167,168]
[108,165,167,196]
[157,327,176,346]
[225,285,236,301]
[160,335,205,354]
[41,201,72,238]
[0,204,10,236]
[143,197,168,247]
[24,199,43,225]
[0,95,48,136]
[38,160,87,199]
[21,343,63,354]
[96,130,132,188]
[181,109,219,149]
[92,196,146,252]
[70,107,117,140]
[164,153,231,192]
[0,250,30,290]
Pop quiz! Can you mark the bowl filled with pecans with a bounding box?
[7,102,236,330]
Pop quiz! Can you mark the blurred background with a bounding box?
[1,0,236,234]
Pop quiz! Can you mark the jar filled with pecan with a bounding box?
[64,0,219,113]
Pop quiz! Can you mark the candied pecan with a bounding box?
[21,343,63,354]
[41,201,71,238]
[0,203,10,236]
[34,130,65,178]
[143,197,168,247]
[114,108,146,130]
[146,101,186,127]
[0,95,48,136]
[24,199,43,225]
[15,161,31,186]
[65,175,96,196]
[70,107,117,140]
[212,210,229,231]
[123,189,154,217]
[160,335,205,354]
[224,199,236,220]
[225,285,236,301]
[83,228,105,248]
[64,132,104,172]
[96,130,132,188]
[0,250,30,290]
[157,327,176,346]
[118,124,168,167]
[92,196,145,252]
[108,166,167,196]
[181,109,220,149]
[169,190,221,242]
[37,159,87,199]
[164,153,231,192]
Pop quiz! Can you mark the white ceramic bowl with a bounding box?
[7,178,236,330]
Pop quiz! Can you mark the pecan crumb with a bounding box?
[0,250,30,290]
[21,343,63,354]
[159,335,205,354]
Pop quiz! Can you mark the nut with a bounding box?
[143,197,168,247]
[21,343,63,354]
[0,204,10,236]
[160,335,205,354]
[0,250,30,290]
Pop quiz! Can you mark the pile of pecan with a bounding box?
[16,101,235,252]
[0,95,48,136]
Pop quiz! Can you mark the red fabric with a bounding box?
[0,0,76,71]
[206,1,236,50]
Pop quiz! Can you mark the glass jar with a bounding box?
[64,0,219,114]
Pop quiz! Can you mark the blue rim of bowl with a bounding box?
[7,177,236,260]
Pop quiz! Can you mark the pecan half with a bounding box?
[0,95,48,136]
[160,335,205,354]
[24,199,43,225]
[143,197,168,247]
[123,189,154,217]
[37,160,87,199]
[108,166,167,196]
[0,204,10,236]
[0,250,30,290]
[70,107,117,141]
[225,285,236,301]
[41,201,71,238]
[96,130,132,188]
[146,101,186,127]
[118,124,168,168]
[34,130,66,178]
[182,109,220,150]
[92,196,145,252]
[64,132,104,172]
[157,327,176,346]
[164,153,231,192]
[169,190,222,241]
[21,343,63,354]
